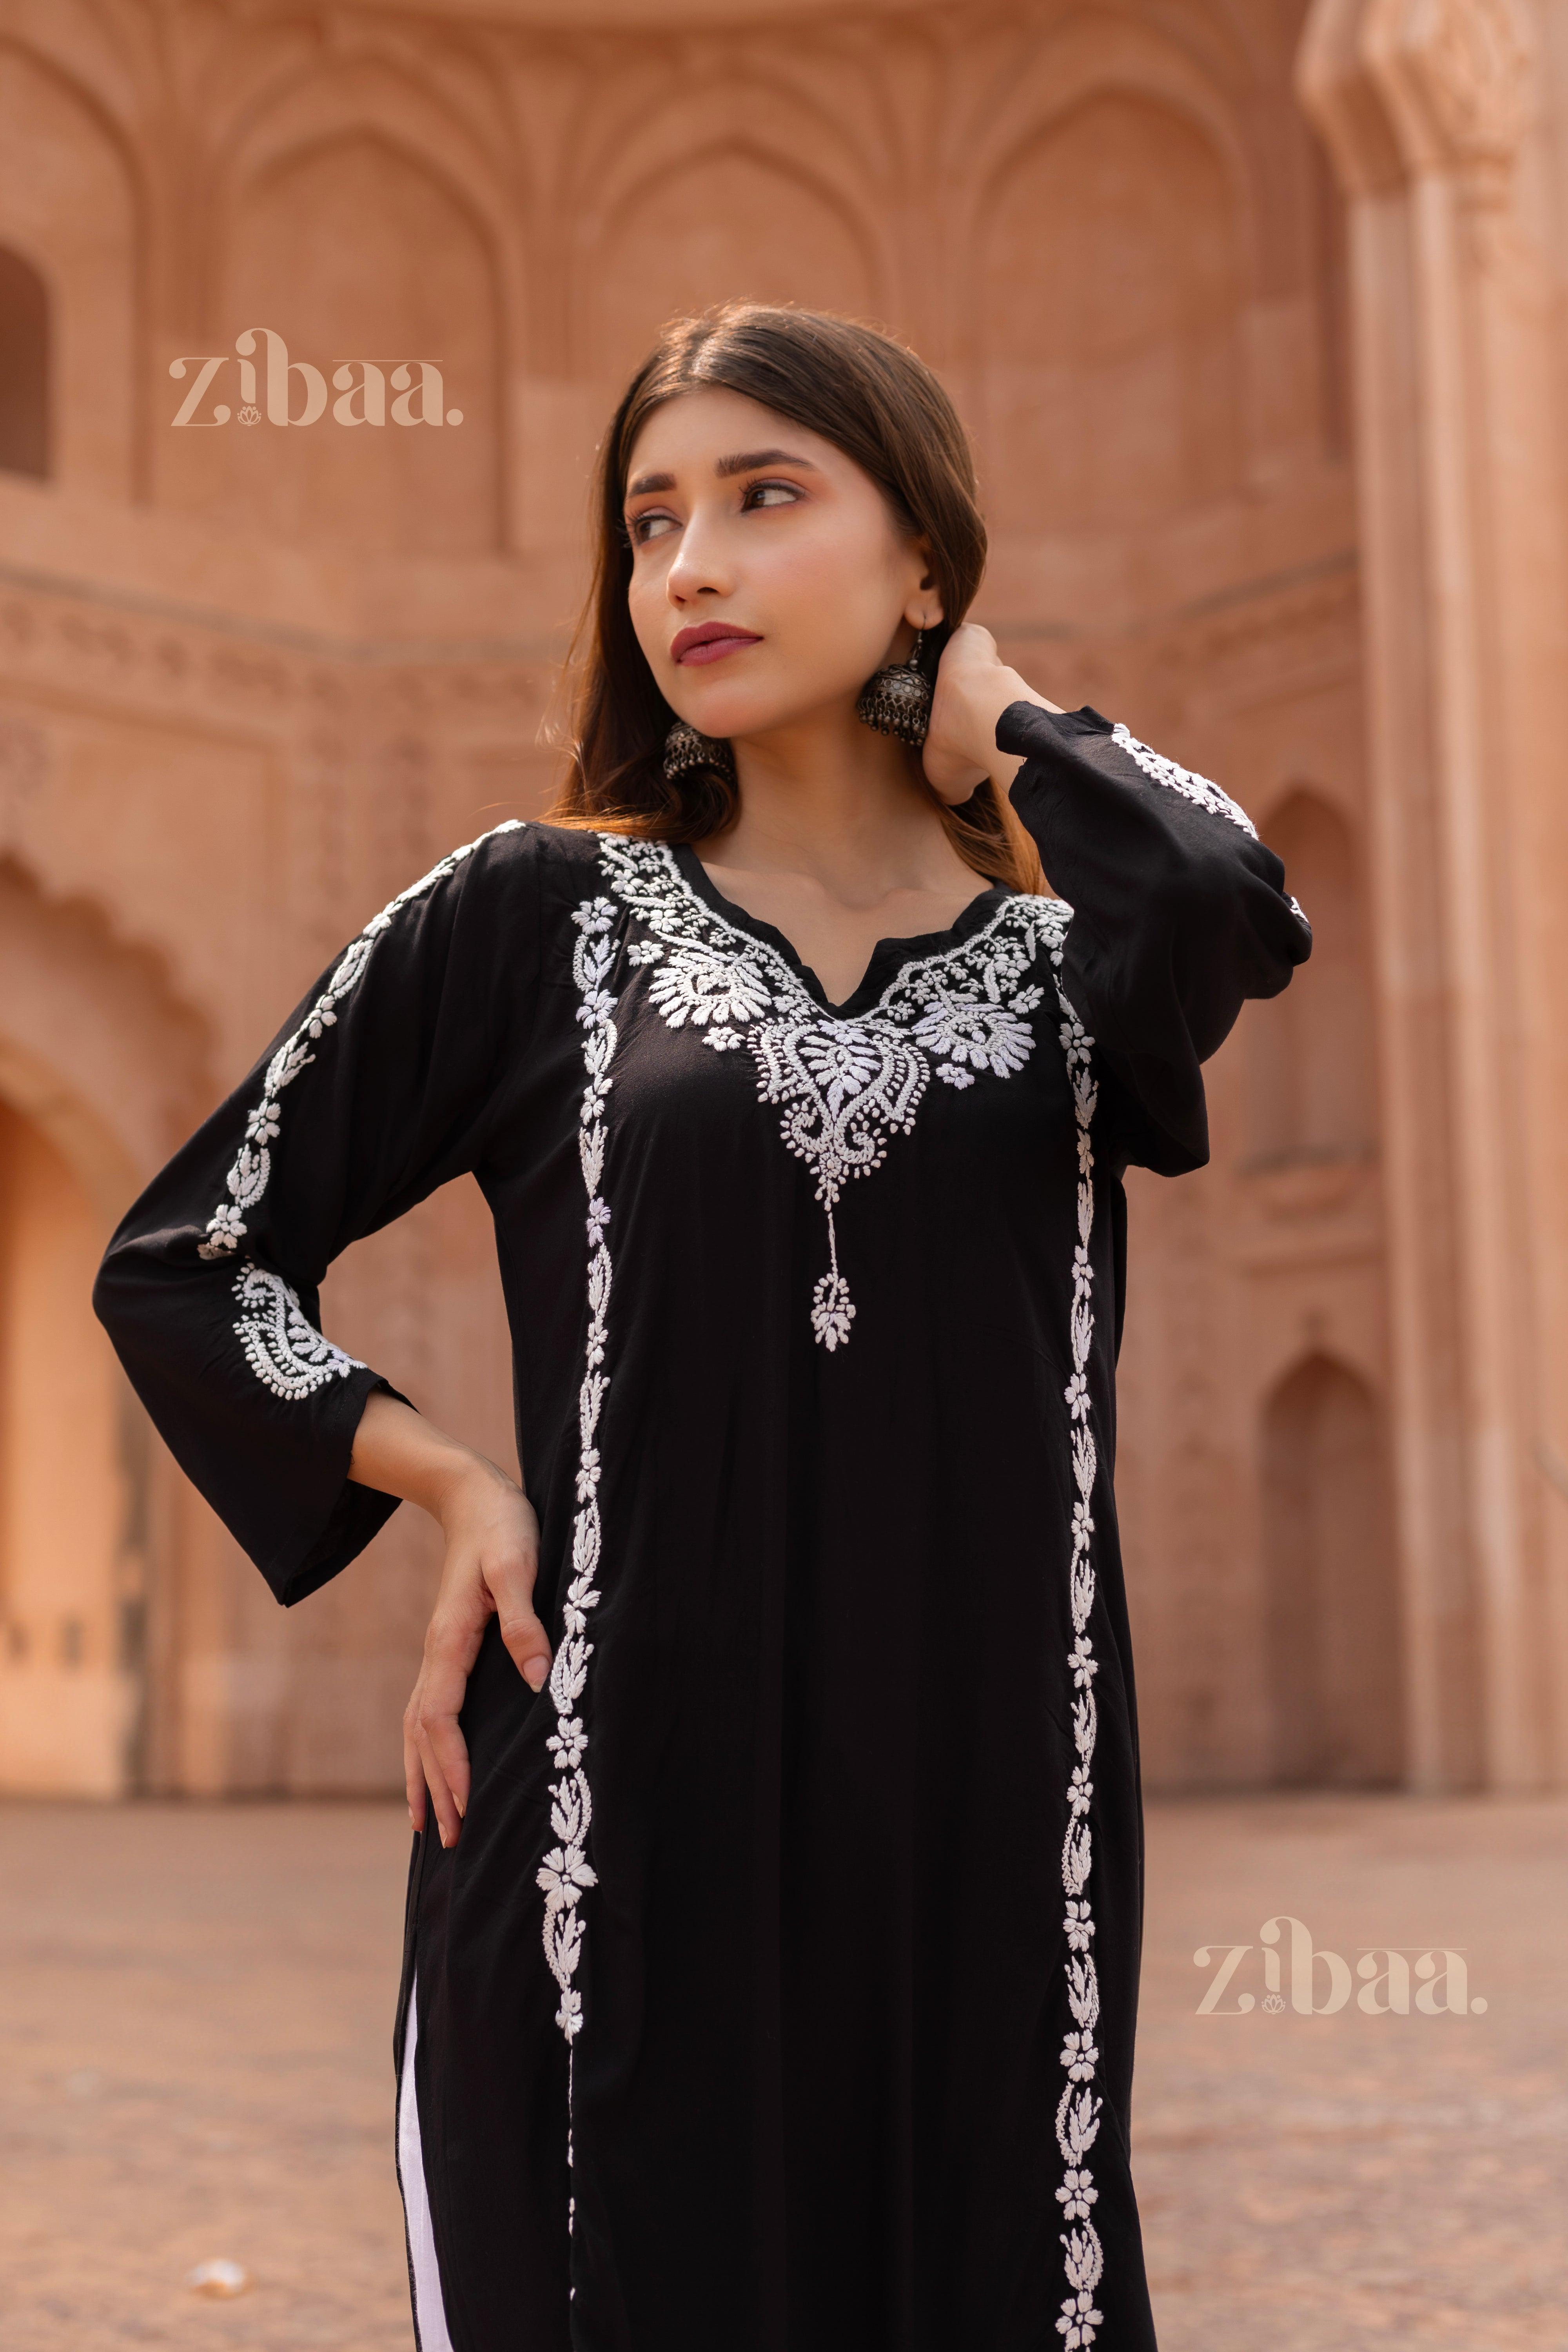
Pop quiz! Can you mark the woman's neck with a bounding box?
[690,699,991,1007]
[701,700,971,908]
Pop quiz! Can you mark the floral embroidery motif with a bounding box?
[596,834,1066,1349]
[232,1265,365,1402]
[1111,722,1258,840]
[198,820,525,1392]
[537,895,621,2234]
[1046,936,1107,2351]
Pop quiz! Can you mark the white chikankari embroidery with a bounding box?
[199,820,526,1390]
[1046,933,1107,2352]
[232,1265,365,1401]
[1110,722,1258,840]
[537,894,621,2240]
[595,834,1067,1349]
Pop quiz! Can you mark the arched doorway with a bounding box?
[1261,1353,1403,1785]
[1245,788,1376,1167]
[0,855,211,1795]
[0,242,50,479]
[0,1094,137,1793]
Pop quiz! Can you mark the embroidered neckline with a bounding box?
[596,833,1069,1348]
[671,842,1010,1018]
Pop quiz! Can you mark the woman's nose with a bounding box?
[665,508,733,606]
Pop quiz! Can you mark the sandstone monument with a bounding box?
[0,0,1563,1798]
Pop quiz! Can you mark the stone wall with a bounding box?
[0,0,1559,1795]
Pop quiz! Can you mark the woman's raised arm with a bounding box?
[927,621,1312,1174]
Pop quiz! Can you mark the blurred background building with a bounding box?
[0,0,1564,1803]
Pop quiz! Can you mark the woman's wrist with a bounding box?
[349,1390,519,1524]
[430,1448,520,1535]
[925,624,1061,804]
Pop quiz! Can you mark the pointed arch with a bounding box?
[573,134,883,387]
[1261,1352,1403,1786]
[0,857,211,1798]
[0,245,50,477]
[1245,786,1376,1166]
[976,88,1247,530]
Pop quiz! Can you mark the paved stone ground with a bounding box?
[1,1793,1563,2350]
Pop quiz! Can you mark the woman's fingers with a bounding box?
[416,1715,465,1849]
[483,1501,552,1693]
[414,1613,480,1846]
[401,1481,548,1852]
[492,1571,553,1693]
[403,1704,427,1833]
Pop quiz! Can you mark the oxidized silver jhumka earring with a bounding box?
[856,626,932,746]
[662,718,737,785]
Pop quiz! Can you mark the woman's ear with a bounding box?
[907,545,944,631]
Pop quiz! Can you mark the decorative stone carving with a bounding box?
[1411,0,1533,169]
[0,716,50,838]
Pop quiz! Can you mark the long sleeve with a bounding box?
[999,700,1312,1174]
[93,820,538,1605]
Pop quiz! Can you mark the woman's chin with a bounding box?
[670,686,858,744]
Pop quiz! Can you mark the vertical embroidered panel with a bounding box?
[1045,930,1107,2351]
[537,894,621,2242]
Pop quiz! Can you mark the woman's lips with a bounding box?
[671,626,762,665]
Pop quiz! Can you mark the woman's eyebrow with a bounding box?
[624,449,821,499]
[715,448,819,478]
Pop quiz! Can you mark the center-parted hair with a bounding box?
[547,301,1045,895]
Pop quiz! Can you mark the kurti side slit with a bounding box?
[94,703,1311,2352]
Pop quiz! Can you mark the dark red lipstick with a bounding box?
[671,622,763,666]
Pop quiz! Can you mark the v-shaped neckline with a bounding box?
[670,843,1012,1022]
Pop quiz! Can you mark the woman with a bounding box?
[95,303,1310,2352]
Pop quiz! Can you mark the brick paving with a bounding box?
[1,1792,1563,2349]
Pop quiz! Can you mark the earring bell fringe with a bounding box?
[857,627,932,747]
[663,719,737,785]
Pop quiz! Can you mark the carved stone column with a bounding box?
[1298,0,1568,1789]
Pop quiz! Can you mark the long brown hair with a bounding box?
[545,302,1045,895]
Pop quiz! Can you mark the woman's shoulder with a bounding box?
[444,815,616,907]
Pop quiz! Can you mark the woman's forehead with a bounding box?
[624,386,835,482]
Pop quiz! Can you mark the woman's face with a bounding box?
[622,386,937,742]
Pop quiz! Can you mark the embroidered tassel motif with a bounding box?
[599,834,1064,1350]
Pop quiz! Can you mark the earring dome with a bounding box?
[857,627,932,747]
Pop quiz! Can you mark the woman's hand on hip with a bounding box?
[403,1460,549,1847]
[922,621,1061,806]
[348,1390,551,1849]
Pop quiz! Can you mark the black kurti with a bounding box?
[94,704,1310,2352]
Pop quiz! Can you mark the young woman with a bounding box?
[95,304,1310,2352]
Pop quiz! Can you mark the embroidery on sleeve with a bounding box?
[199,820,527,1267]
[1045,928,1107,2352]
[198,820,526,1397]
[1110,722,1258,840]
[232,1265,365,1402]
[537,893,622,2243]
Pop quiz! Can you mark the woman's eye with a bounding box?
[744,480,800,510]
[630,511,679,544]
